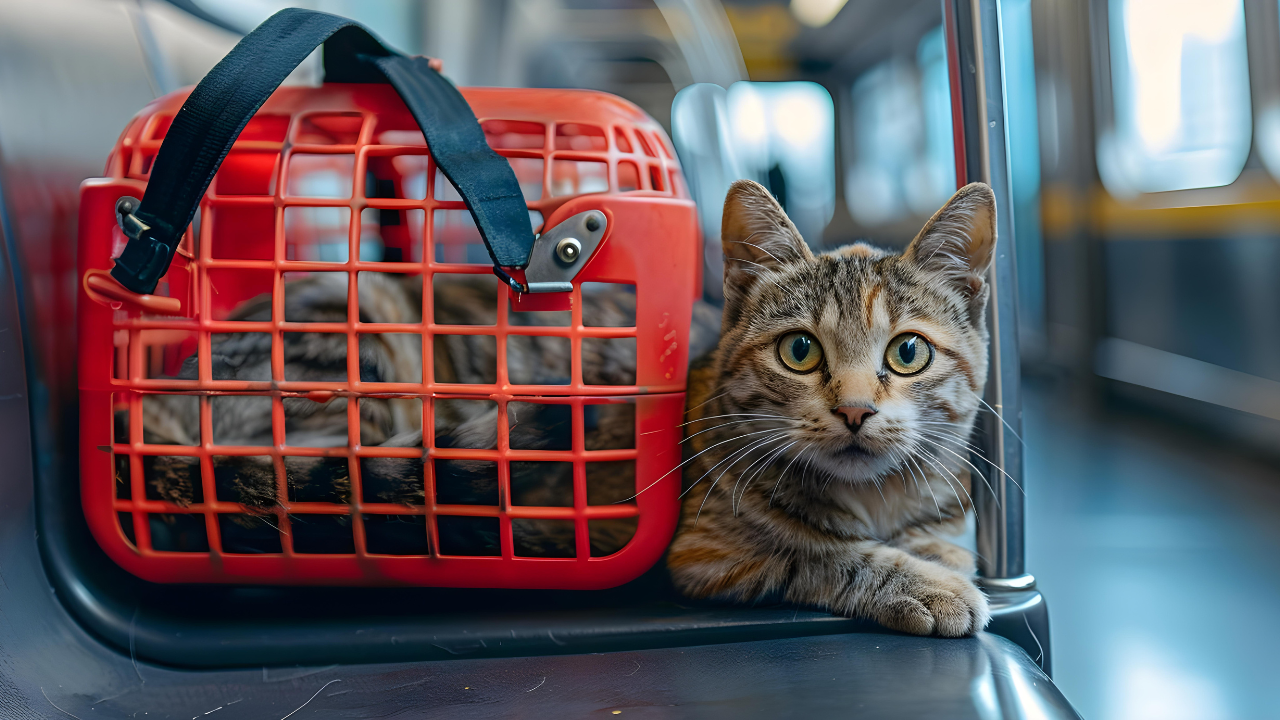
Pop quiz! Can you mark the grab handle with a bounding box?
[110,7,535,295]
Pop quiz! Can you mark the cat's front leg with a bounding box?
[812,541,989,637]
[670,532,989,637]
[889,525,977,574]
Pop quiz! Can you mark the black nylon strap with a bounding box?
[111,7,534,295]
[373,54,534,274]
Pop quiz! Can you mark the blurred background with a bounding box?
[3,0,1280,718]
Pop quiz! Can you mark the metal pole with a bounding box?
[946,0,1032,589]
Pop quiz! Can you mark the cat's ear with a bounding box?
[904,182,996,294]
[720,179,813,298]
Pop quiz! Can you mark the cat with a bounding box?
[125,270,704,557]
[665,179,996,637]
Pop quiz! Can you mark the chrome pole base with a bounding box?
[978,573,1037,591]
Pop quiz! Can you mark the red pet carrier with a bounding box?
[77,9,700,588]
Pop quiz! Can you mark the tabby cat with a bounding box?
[129,271,670,557]
[666,180,996,637]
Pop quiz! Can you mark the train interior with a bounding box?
[1,0,1278,718]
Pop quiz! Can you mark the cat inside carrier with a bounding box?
[78,9,700,589]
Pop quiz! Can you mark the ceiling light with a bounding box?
[790,0,849,28]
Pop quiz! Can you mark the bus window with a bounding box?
[844,27,955,228]
[726,81,836,244]
[1098,0,1251,195]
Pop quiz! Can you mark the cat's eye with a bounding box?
[885,333,933,376]
[777,331,823,373]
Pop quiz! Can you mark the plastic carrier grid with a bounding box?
[78,85,701,588]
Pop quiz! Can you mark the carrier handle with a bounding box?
[110,7,535,295]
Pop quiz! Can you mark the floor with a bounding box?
[1023,376,1280,720]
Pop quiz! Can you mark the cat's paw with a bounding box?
[890,527,977,574]
[867,560,988,637]
[909,538,977,574]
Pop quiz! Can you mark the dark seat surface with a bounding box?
[2,550,1074,720]
[42,635,1072,719]
[1,476,1076,720]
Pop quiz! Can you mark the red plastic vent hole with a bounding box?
[240,114,290,142]
[613,127,633,153]
[482,120,546,150]
[286,154,355,198]
[554,123,607,151]
[551,160,608,196]
[295,113,364,145]
[618,161,641,192]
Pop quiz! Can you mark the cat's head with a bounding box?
[713,179,995,483]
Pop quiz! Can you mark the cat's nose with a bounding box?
[834,405,877,431]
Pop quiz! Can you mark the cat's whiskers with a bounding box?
[733,440,798,515]
[904,450,945,522]
[683,389,730,417]
[769,442,814,506]
[909,456,935,506]
[915,428,1024,494]
[973,395,1028,447]
[728,439,787,515]
[914,423,986,455]
[925,456,976,516]
[707,435,787,502]
[799,450,819,498]
[893,451,915,493]
[883,448,913,493]
[627,426,787,503]
[674,412,799,440]
[926,427,1024,497]
[870,475,888,506]
[678,412,797,428]
[915,427,987,461]
[694,434,791,523]
[916,430,1003,486]
[677,417,798,446]
[925,444,1001,513]
[911,439,974,515]
[898,451,925,496]
[639,412,795,438]
[885,443,947,509]
[820,470,836,495]
[679,430,790,500]
[914,421,987,447]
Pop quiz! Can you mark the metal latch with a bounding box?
[493,210,608,294]
[115,196,151,242]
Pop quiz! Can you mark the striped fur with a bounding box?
[129,273,670,557]
[667,180,997,637]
